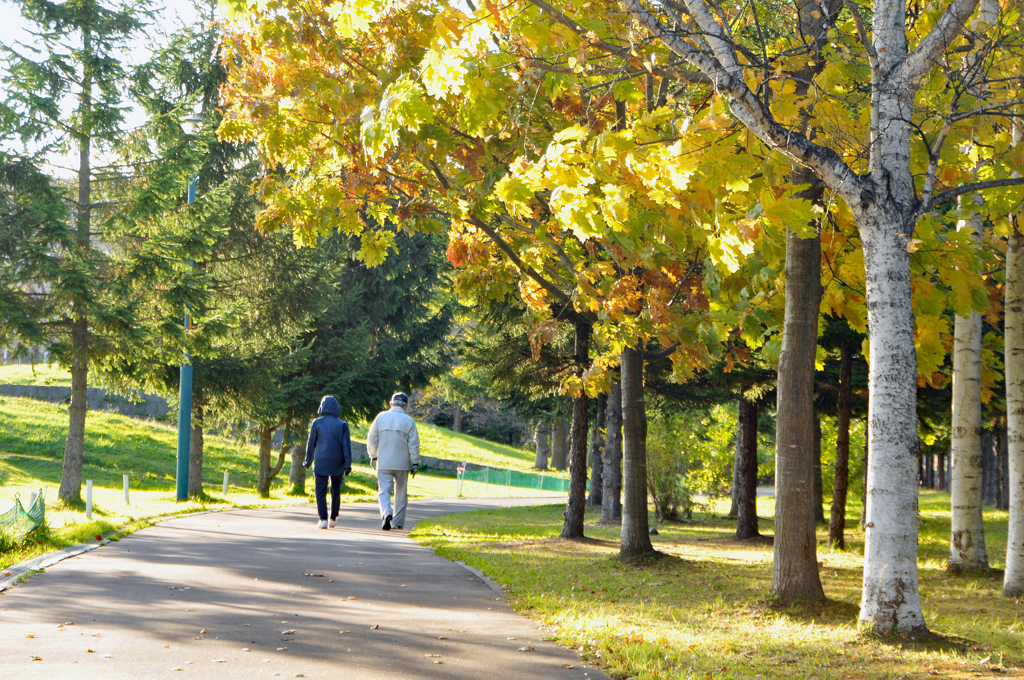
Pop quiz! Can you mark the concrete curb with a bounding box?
[0,507,247,593]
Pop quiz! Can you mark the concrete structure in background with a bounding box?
[0,384,169,418]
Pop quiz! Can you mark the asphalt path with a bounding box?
[1,498,608,680]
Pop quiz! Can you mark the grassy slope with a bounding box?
[0,396,555,570]
[413,492,1024,680]
[350,419,542,472]
[0,363,72,387]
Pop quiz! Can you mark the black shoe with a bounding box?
[382,515,392,531]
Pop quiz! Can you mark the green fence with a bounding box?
[0,491,45,539]
[457,468,572,497]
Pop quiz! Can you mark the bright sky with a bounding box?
[0,1,212,177]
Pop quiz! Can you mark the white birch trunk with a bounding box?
[949,209,988,573]
[1005,121,1024,596]
[856,209,926,635]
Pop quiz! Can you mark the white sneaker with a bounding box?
[317,520,328,529]
[328,519,336,528]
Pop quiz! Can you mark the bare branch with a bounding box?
[926,176,1024,211]
[906,0,980,81]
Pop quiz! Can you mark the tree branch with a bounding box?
[905,0,980,81]
[926,176,1024,211]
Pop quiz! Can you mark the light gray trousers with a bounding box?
[377,469,409,527]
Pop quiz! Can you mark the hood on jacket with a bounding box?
[318,395,341,417]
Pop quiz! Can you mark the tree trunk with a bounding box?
[58,64,93,504]
[534,420,550,470]
[813,416,825,524]
[289,439,307,494]
[949,210,988,573]
[257,424,287,497]
[983,432,997,508]
[829,342,853,549]
[59,311,89,502]
[999,421,1010,511]
[187,404,205,497]
[856,202,927,634]
[1005,225,1024,596]
[736,397,760,539]
[925,452,934,489]
[620,345,653,560]
[772,226,825,601]
[551,418,569,470]
[452,402,462,433]
[728,416,741,518]
[601,383,623,524]
[587,393,606,506]
[562,321,591,539]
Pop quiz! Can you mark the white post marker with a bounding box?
[456,463,466,497]
[86,480,93,519]
[123,474,130,505]
[29,491,38,508]
[223,471,230,496]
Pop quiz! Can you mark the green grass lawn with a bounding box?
[0,396,555,570]
[413,490,1024,680]
[0,363,72,387]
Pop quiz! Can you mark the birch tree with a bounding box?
[949,210,989,572]
[597,0,1024,635]
[1005,120,1024,596]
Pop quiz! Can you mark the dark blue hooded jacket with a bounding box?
[304,396,352,477]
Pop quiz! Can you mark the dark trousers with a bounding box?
[314,473,342,521]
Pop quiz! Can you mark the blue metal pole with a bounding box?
[175,177,197,501]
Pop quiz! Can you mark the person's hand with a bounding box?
[303,463,311,470]
[344,467,352,477]
[370,458,377,471]
[410,463,419,478]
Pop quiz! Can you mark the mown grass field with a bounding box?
[413,492,1023,680]
[0,363,72,387]
[0,395,558,570]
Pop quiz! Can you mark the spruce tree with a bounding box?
[1,0,149,501]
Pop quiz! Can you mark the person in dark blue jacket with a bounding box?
[304,395,352,529]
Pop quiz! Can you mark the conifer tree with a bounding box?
[1,0,149,502]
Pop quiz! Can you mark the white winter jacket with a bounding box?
[367,406,421,471]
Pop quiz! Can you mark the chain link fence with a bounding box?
[456,468,572,498]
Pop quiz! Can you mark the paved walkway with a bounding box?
[1,498,608,680]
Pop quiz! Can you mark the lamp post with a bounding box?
[176,111,202,501]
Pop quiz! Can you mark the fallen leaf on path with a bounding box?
[171,668,183,671]
[507,637,515,640]
[200,629,207,634]
[101,654,112,658]
[212,659,226,663]
[25,634,35,638]
[87,649,94,653]
[339,631,350,634]
[517,647,535,652]
[370,625,379,630]
[276,647,287,651]
[29,656,41,661]
[434,661,443,664]
[563,665,575,669]
[281,630,296,635]
[304,573,324,577]
[425,654,441,657]
[59,621,73,627]
[437,636,447,640]
[241,648,251,652]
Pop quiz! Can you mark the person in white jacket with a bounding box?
[367,392,421,530]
